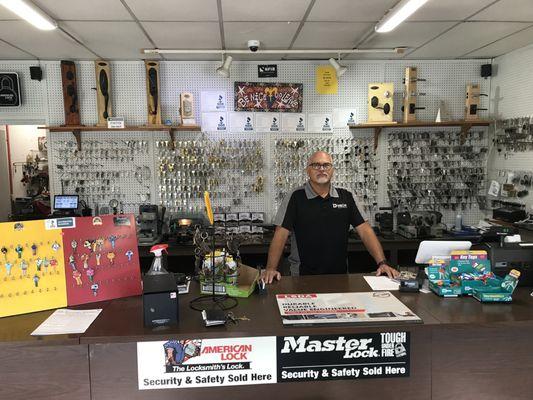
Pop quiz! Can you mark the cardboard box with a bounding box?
[200,263,259,298]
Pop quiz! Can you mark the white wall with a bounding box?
[488,43,533,212]
[7,125,44,199]
[0,125,10,221]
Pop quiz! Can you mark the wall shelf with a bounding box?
[348,120,492,150]
[38,125,202,150]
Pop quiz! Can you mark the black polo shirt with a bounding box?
[274,181,367,275]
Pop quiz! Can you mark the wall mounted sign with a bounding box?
[316,65,338,95]
[235,82,303,112]
[0,72,21,107]
[258,64,277,78]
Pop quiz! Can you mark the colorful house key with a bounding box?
[43,257,49,272]
[91,283,99,296]
[95,253,101,266]
[68,255,76,270]
[20,260,28,276]
[80,254,89,269]
[4,262,12,276]
[125,250,134,262]
[15,244,23,258]
[86,267,95,282]
[107,252,116,265]
[31,244,37,256]
[108,235,118,249]
[1,246,7,259]
[51,241,61,251]
[72,269,82,286]
[36,257,43,272]
[33,274,40,287]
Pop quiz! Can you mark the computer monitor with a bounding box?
[415,240,472,264]
[54,195,79,210]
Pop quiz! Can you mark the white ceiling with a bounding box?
[0,0,532,60]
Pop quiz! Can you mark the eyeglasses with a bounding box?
[308,162,333,171]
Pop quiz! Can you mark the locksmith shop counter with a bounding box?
[2,274,533,399]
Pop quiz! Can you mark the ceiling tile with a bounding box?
[60,21,152,59]
[224,22,298,49]
[408,22,529,58]
[126,0,218,21]
[362,22,456,48]
[0,7,20,20]
[0,40,34,59]
[471,0,533,21]
[293,22,373,49]
[465,25,533,57]
[222,0,310,21]
[34,0,132,21]
[142,22,221,48]
[408,0,494,21]
[0,21,95,59]
[308,0,397,22]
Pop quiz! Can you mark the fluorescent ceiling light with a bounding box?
[375,0,428,33]
[0,0,57,30]
[328,58,347,77]
[216,55,233,78]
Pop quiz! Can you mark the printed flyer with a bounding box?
[276,292,421,325]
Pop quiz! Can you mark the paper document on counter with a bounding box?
[31,308,102,335]
[364,276,400,291]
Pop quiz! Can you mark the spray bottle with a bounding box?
[147,243,169,275]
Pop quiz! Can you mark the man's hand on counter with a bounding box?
[375,263,400,279]
[262,268,281,284]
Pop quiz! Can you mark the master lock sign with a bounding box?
[0,72,21,107]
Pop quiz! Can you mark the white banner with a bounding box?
[138,336,277,390]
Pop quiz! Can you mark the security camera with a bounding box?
[247,40,260,52]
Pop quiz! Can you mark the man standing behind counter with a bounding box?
[263,151,399,283]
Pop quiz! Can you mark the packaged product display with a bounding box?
[426,251,521,302]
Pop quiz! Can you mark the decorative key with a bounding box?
[125,250,134,262]
[31,243,37,256]
[72,269,82,286]
[51,241,61,251]
[4,262,12,276]
[107,252,116,265]
[108,235,118,249]
[1,246,7,259]
[33,274,40,287]
[86,267,95,282]
[36,257,43,272]
[95,253,101,266]
[20,260,28,276]
[15,244,23,258]
[91,283,99,296]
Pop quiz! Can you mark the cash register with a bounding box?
[51,195,80,217]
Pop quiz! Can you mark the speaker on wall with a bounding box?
[29,66,42,81]
[481,64,492,78]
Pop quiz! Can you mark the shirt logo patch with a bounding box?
[332,203,347,209]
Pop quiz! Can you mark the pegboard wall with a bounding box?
[487,43,533,212]
[1,58,492,225]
